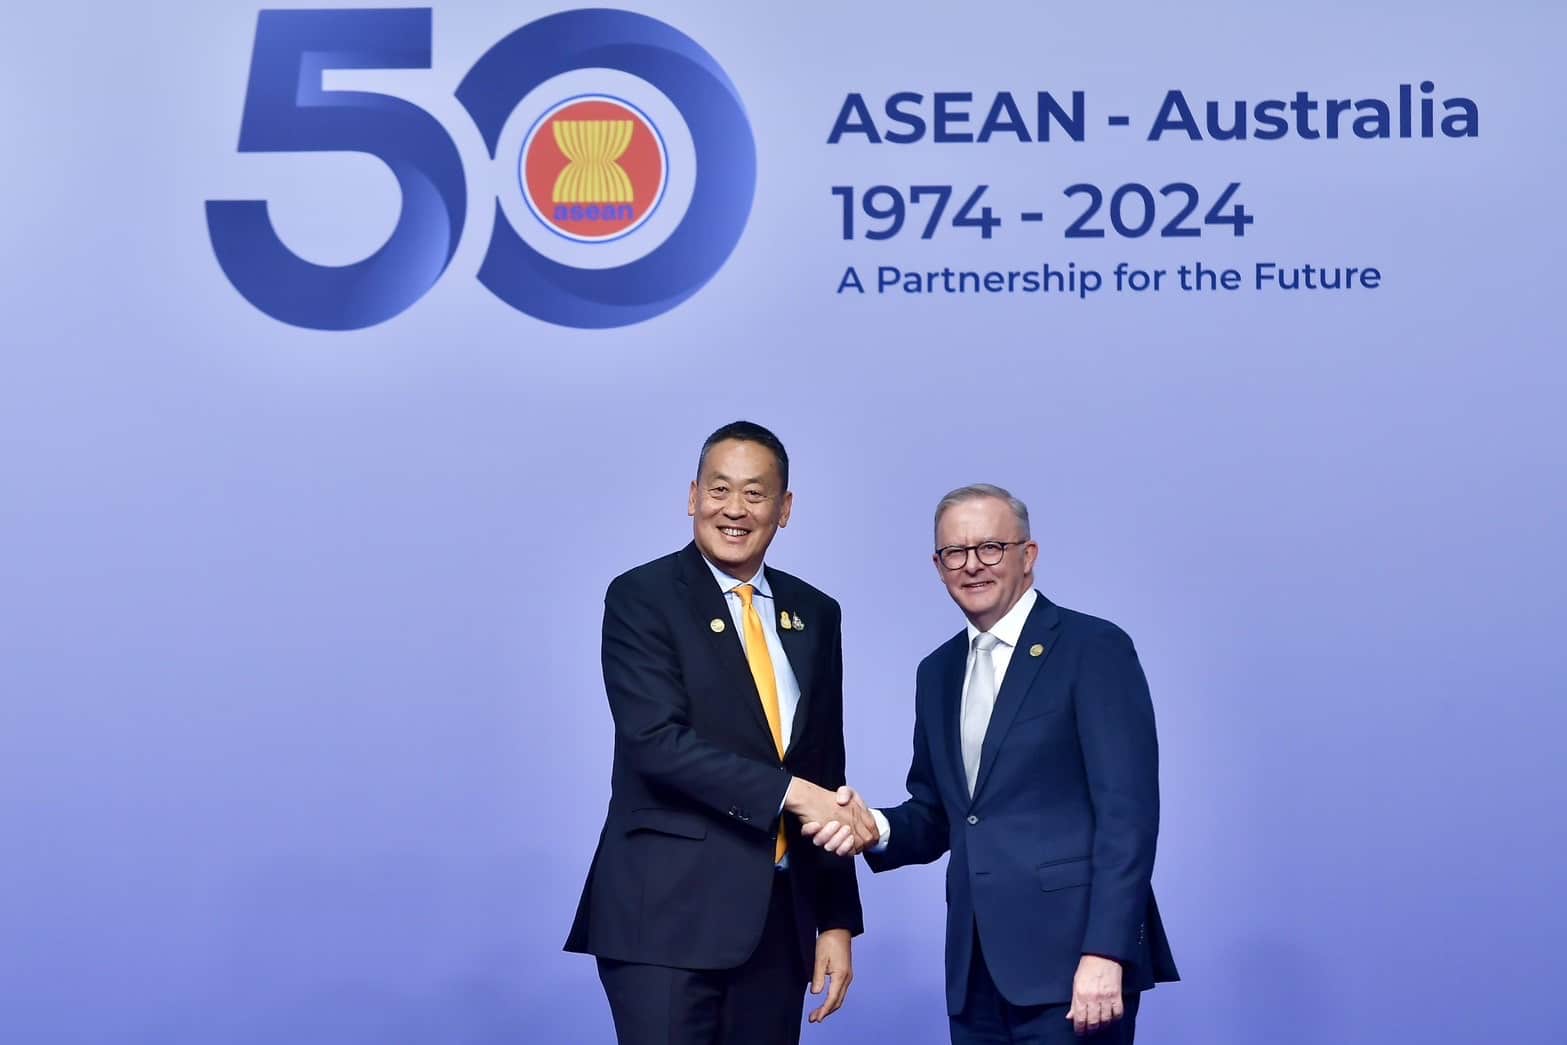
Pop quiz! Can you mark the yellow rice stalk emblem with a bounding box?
[551,120,635,203]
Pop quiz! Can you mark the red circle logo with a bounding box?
[520,95,668,242]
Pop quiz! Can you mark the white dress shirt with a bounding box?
[703,556,803,867]
[702,555,803,741]
[871,589,1039,848]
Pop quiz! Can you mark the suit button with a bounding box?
[966,815,979,825]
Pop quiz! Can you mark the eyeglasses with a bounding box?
[935,541,1026,571]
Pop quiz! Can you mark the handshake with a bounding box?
[784,779,880,857]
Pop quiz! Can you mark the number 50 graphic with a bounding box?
[206,8,756,330]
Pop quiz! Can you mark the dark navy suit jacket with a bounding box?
[866,593,1178,1014]
[565,543,863,971]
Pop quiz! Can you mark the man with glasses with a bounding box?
[807,484,1178,1043]
[566,421,871,1045]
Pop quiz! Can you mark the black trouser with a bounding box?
[597,870,806,1045]
[952,925,1140,1045]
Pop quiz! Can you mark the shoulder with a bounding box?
[765,564,841,619]
[606,549,685,600]
[1053,602,1136,651]
[916,630,967,678]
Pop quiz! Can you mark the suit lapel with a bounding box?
[972,595,1062,800]
[765,567,817,754]
[937,632,971,799]
[677,544,775,745]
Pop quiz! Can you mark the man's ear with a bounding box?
[777,490,794,528]
[687,480,699,517]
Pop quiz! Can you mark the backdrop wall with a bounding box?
[4,2,1564,1042]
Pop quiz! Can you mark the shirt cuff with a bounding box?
[870,808,891,852]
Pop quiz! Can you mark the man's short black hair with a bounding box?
[696,421,790,492]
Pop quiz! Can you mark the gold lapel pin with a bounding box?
[792,612,805,632]
[1029,643,1045,657]
[779,610,793,630]
[710,618,726,633]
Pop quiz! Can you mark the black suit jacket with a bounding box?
[565,542,863,971]
[866,594,1178,1013]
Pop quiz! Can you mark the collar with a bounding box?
[965,588,1038,650]
[702,554,773,599]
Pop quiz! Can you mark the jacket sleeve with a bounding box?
[1075,626,1161,961]
[809,600,865,935]
[601,574,791,832]
[865,665,951,872]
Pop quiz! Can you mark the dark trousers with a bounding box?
[597,870,807,1045]
[951,927,1140,1045]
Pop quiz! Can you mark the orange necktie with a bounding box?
[736,584,788,863]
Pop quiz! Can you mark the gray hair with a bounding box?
[933,483,1031,541]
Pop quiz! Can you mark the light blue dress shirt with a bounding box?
[702,555,803,866]
[702,555,803,745]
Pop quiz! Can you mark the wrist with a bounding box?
[784,776,808,814]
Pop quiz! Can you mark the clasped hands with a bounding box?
[785,779,879,857]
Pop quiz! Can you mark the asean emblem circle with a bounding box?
[455,8,757,328]
[520,94,669,243]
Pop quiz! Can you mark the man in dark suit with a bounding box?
[566,421,870,1045]
[809,484,1177,1043]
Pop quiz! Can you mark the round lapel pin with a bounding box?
[1029,643,1045,657]
[710,618,726,633]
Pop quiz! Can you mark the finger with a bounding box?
[814,822,844,850]
[854,814,879,845]
[808,962,832,1023]
[832,833,855,857]
[822,967,851,1019]
[1072,997,1089,1035]
[835,786,856,806]
[801,820,820,837]
[1110,994,1124,1021]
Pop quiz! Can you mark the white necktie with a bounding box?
[961,632,1002,796]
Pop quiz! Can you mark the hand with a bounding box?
[800,786,879,856]
[785,780,876,856]
[807,928,853,1023]
[1066,954,1124,1036]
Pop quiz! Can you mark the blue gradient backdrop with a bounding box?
[3,2,1564,1042]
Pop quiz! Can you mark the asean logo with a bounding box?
[205,9,755,330]
[521,95,667,243]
